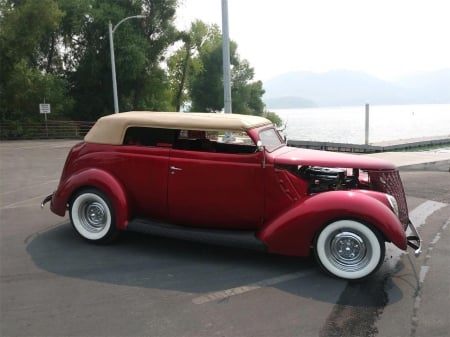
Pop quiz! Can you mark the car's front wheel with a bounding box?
[69,188,118,243]
[314,219,385,280]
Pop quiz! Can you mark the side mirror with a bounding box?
[257,140,264,152]
[256,141,266,168]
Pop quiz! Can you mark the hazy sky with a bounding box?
[175,0,450,81]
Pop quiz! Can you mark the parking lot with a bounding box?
[1,140,449,337]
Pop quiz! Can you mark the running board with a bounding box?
[127,218,267,252]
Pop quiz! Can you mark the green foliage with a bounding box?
[231,59,265,115]
[0,0,63,70]
[69,0,178,119]
[173,21,266,115]
[1,0,178,122]
[167,20,210,111]
[263,111,284,127]
[188,28,227,112]
[0,1,266,126]
[0,0,71,120]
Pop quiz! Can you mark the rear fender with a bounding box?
[258,190,407,256]
[50,168,129,230]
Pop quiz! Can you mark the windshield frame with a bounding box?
[257,126,285,152]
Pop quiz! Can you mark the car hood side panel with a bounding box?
[272,147,396,170]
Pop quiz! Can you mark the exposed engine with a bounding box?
[298,166,359,194]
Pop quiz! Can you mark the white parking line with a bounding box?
[409,200,447,228]
[192,270,314,304]
[410,215,449,334]
[1,195,45,210]
[0,179,59,197]
[386,200,447,263]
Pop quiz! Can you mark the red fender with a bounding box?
[50,168,129,230]
[258,190,407,256]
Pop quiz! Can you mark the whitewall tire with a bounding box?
[314,220,385,280]
[70,189,118,243]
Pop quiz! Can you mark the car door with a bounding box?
[167,148,265,229]
[119,127,176,220]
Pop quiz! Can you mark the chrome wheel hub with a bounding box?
[330,231,368,270]
[80,201,107,232]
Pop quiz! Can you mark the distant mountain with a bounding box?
[263,69,450,108]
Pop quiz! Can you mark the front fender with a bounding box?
[50,168,129,230]
[258,190,407,256]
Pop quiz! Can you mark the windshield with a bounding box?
[259,128,284,152]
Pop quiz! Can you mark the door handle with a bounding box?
[170,166,182,171]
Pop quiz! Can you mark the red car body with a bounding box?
[42,111,421,280]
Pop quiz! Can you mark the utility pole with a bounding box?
[221,0,232,114]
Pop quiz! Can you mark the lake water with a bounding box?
[273,104,450,144]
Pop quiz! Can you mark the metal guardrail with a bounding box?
[288,137,450,153]
[0,121,95,140]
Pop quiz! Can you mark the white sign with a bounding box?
[39,103,51,114]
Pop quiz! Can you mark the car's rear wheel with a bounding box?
[314,219,385,280]
[69,188,118,243]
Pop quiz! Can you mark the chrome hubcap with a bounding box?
[329,231,368,270]
[80,201,107,232]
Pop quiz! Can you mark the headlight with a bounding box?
[386,194,399,217]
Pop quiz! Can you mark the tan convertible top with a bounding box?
[84,111,272,145]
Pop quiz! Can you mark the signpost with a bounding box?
[40,103,51,138]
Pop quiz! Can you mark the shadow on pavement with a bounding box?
[26,222,403,305]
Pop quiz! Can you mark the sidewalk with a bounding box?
[367,151,450,171]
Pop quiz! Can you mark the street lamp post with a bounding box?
[108,15,145,113]
[221,0,234,142]
[221,0,232,114]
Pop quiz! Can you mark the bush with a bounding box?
[263,111,283,127]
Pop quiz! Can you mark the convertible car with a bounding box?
[42,111,421,280]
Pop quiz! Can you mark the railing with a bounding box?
[0,120,95,140]
[288,136,450,153]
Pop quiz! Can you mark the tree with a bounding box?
[263,111,283,127]
[231,59,265,115]
[167,20,210,111]
[0,0,179,122]
[69,0,178,120]
[0,0,72,120]
[188,25,231,112]
[0,2,272,124]
[171,21,266,115]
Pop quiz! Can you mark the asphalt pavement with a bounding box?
[1,140,449,337]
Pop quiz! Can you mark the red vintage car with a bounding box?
[42,111,421,280]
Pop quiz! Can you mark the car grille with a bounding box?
[369,170,409,228]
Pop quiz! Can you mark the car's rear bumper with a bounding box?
[41,193,53,209]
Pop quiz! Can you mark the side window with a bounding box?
[173,129,257,154]
[123,127,178,147]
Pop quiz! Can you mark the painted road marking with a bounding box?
[410,215,449,336]
[192,270,315,304]
[0,179,59,197]
[409,200,447,228]
[1,195,46,210]
[386,200,447,265]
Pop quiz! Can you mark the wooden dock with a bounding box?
[287,135,450,153]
